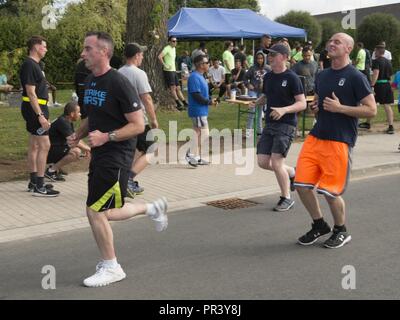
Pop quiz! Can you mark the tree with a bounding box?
[357,13,400,69]
[275,11,322,48]
[317,18,343,51]
[126,0,175,109]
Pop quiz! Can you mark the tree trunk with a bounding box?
[126,0,175,109]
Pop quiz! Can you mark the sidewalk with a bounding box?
[0,133,399,244]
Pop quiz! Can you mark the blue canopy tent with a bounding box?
[168,8,307,40]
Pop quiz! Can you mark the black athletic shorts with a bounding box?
[21,102,50,136]
[374,83,394,104]
[136,125,155,153]
[163,71,179,87]
[256,122,296,158]
[47,145,70,164]
[86,164,130,212]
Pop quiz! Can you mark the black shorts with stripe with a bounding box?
[86,164,130,212]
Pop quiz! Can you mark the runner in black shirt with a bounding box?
[74,59,91,119]
[68,32,168,288]
[250,44,306,212]
[20,35,59,197]
[45,101,90,181]
[359,45,394,133]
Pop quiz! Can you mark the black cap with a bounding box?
[267,44,290,57]
[124,42,147,58]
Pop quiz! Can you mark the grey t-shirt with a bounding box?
[118,64,152,125]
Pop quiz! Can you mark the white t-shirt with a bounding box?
[372,49,392,61]
[208,65,225,83]
[118,64,152,124]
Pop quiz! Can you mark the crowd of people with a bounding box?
[9,30,398,288]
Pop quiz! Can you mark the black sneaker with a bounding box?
[45,168,66,182]
[358,122,371,129]
[27,182,54,192]
[58,168,68,176]
[298,222,332,246]
[273,197,294,212]
[386,125,395,134]
[289,176,295,192]
[324,229,352,249]
[32,185,60,197]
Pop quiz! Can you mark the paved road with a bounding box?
[1,173,399,300]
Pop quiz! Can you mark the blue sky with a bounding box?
[260,0,400,19]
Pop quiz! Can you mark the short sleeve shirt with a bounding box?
[356,49,366,71]
[262,69,304,126]
[222,50,234,75]
[372,57,392,81]
[83,69,142,169]
[118,64,152,125]
[209,66,225,83]
[49,115,74,147]
[311,64,372,147]
[161,45,176,72]
[188,71,209,117]
[19,57,48,101]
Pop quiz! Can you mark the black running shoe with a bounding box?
[32,185,60,197]
[386,125,395,134]
[358,122,371,129]
[298,222,332,246]
[324,229,352,249]
[27,182,54,192]
[273,197,294,212]
[45,168,66,182]
[289,176,295,192]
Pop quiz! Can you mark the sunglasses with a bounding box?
[201,61,209,65]
[269,52,279,57]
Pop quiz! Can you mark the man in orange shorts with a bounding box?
[294,33,377,249]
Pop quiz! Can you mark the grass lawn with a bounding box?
[1,89,399,161]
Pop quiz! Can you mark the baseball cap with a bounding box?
[124,42,147,58]
[267,44,290,57]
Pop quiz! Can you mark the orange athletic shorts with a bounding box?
[294,135,352,197]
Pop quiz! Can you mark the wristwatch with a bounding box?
[108,131,117,142]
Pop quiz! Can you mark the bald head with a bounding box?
[334,33,354,50]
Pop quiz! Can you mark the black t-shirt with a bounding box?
[19,57,48,101]
[372,57,392,81]
[231,68,245,83]
[49,115,74,147]
[319,50,331,69]
[262,69,304,126]
[311,64,372,147]
[234,52,247,67]
[84,69,142,169]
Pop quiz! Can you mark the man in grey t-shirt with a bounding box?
[118,43,159,197]
[292,46,319,95]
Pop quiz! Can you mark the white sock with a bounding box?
[48,166,56,173]
[102,258,118,268]
[285,194,291,199]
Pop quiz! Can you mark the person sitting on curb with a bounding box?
[45,101,90,181]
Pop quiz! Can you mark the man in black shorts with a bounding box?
[358,45,394,133]
[68,32,168,288]
[45,101,90,181]
[250,44,306,212]
[20,35,59,197]
[158,36,188,111]
[118,42,159,197]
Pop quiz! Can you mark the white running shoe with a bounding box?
[150,197,168,232]
[83,264,126,287]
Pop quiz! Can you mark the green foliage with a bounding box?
[275,11,322,47]
[317,18,343,51]
[357,13,400,70]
